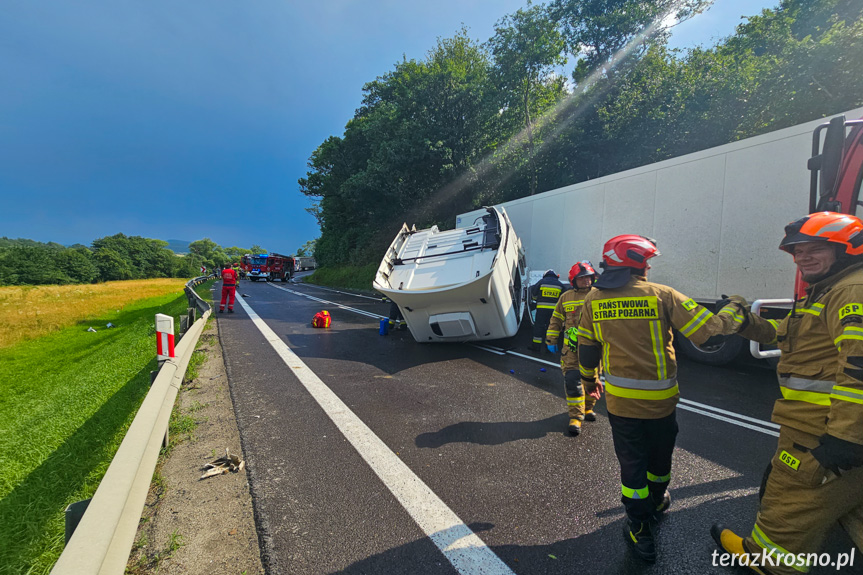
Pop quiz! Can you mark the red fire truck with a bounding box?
[240,253,295,282]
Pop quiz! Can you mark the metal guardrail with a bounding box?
[50,276,213,574]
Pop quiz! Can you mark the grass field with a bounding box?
[0,279,187,349]
[0,278,215,575]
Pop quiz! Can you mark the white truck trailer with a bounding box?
[457,107,863,364]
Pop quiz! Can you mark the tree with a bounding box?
[301,29,501,266]
[296,239,317,257]
[488,5,568,195]
[549,0,711,82]
[93,247,133,281]
[249,245,267,255]
[56,247,98,283]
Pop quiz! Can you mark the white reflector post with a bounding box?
[155,313,175,362]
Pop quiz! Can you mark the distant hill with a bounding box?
[166,239,190,254]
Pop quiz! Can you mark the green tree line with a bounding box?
[0,235,257,286]
[300,0,863,267]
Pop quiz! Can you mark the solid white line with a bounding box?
[677,404,779,437]
[234,294,514,575]
[267,282,779,438]
[269,284,388,320]
[503,349,559,368]
[296,282,382,301]
[471,345,505,356]
[679,398,781,430]
[468,346,780,436]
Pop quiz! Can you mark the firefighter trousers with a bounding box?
[743,426,863,574]
[220,285,236,311]
[609,411,678,522]
[533,309,553,346]
[563,370,596,420]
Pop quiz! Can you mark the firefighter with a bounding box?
[711,212,863,575]
[219,263,238,313]
[530,269,565,352]
[546,260,599,436]
[576,234,741,563]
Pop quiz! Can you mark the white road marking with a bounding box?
[676,403,779,437]
[294,282,382,301]
[270,284,387,320]
[268,282,780,437]
[235,293,515,575]
[679,398,780,430]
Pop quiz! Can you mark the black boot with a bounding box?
[624,519,656,563]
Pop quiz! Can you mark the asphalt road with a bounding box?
[215,277,862,575]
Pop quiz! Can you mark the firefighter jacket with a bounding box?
[221,268,237,286]
[739,263,863,445]
[531,273,566,312]
[546,287,592,373]
[578,275,739,419]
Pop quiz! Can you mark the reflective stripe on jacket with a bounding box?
[546,287,591,373]
[531,275,565,310]
[740,264,863,444]
[578,276,738,419]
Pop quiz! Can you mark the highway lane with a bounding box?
[216,278,862,575]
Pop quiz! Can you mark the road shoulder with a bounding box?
[126,317,264,575]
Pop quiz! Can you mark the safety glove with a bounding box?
[811,434,863,475]
[716,294,750,331]
[547,344,559,354]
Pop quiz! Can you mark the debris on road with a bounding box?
[200,448,245,480]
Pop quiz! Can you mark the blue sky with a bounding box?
[0,0,777,254]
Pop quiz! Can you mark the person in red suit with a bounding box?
[219,264,238,313]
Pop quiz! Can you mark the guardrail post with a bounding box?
[179,314,189,335]
[187,307,197,324]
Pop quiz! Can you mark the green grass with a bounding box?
[184,349,207,382]
[303,263,378,291]
[0,289,194,575]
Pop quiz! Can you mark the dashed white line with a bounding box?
[235,292,515,575]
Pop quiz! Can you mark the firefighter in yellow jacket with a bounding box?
[530,269,566,351]
[546,260,599,436]
[711,212,863,575]
[577,234,741,563]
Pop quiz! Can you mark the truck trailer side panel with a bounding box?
[458,107,863,304]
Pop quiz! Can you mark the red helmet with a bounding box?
[569,260,597,285]
[601,235,659,268]
[779,212,863,256]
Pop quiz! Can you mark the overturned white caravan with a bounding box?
[373,207,531,343]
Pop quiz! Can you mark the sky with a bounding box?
[0,0,779,254]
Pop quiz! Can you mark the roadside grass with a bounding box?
[303,263,378,291]
[0,286,195,575]
[0,279,187,349]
